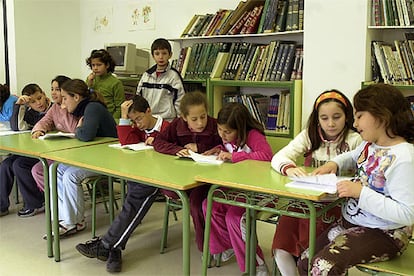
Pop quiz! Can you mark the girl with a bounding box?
[202,102,274,274]
[31,75,78,192]
[47,79,117,237]
[153,91,222,252]
[0,84,17,129]
[271,89,362,276]
[297,84,414,275]
[0,83,52,217]
[86,48,125,121]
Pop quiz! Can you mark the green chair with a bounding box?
[160,195,182,253]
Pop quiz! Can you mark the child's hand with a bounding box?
[121,100,133,119]
[202,147,221,156]
[16,95,31,105]
[217,151,232,161]
[76,117,84,128]
[31,131,44,139]
[87,72,95,86]
[286,167,307,177]
[145,137,154,145]
[337,179,362,198]
[312,161,338,175]
[176,148,190,157]
[184,143,197,153]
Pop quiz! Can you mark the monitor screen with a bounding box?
[104,42,150,76]
[106,46,126,67]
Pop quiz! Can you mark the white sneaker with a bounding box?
[256,264,269,276]
[220,248,235,262]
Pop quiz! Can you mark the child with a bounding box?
[271,89,362,276]
[46,79,117,237]
[297,84,414,275]
[75,95,169,273]
[86,48,125,121]
[137,38,185,122]
[10,83,51,131]
[201,102,273,274]
[0,83,52,217]
[0,84,17,129]
[31,75,78,192]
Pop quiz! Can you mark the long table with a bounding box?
[195,160,342,275]
[0,133,118,258]
[40,144,219,275]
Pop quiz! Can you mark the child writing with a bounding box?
[86,48,125,121]
[202,102,274,274]
[297,84,414,275]
[76,95,169,273]
[137,38,185,122]
[0,84,17,130]
[153,91,222,252]
[31,75,78,192]
[0,83,52,217]
[271,89,362,276]
[45,79,117,238]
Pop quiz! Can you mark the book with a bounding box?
[38,131,75,140]
[181,14,199,37]
[275,0,289,32]
[180,150,224,165]
[266,94,280,130]
[262,0,279,32]
[210,52,230,78]
[286,174,352,194]
[108,142,153,151]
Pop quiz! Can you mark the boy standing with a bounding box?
[137,38,185,122]
[75,95,169,273]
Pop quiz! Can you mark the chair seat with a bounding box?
[356,241,414,276]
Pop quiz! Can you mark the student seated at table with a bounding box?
[0,83,52,217]
[45,79,117,238]
[153,91,222,253]
[297,84,414,276]
[201,102,273,275]
[0,84,18,130]
[271,90,362,276]
[75,95,169,273]
[29,76,78,191]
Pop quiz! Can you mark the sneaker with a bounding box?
[18,203,45,217]
[220,248,235,262]
[106,248,122,273]
[256,264,269,276]
[43,219,86,240]
[0,209,9,217]
[76,237,109,261]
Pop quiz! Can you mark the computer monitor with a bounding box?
[104,43,150,76]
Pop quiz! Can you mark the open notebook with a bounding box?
[38,131,75,140]
[179,150,223,165]
[108,142,153,151]
[286,174,352,194]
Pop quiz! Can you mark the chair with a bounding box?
[356,240,414,276]
[160,194,182,253]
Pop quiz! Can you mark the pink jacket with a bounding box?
[32,103,79,134]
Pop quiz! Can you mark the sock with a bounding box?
[274,249,298,276]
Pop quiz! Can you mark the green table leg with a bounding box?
[51,161,60,262]
[202,184,218,276]
[176,190,191,276]
[41,158,53,258]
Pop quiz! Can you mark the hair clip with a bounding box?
[88,88,94,94]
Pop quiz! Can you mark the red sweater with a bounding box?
[153,116,222,155]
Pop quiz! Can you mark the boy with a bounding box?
[75,95,169,273]
[137,38,185,122]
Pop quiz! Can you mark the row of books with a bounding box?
[371,37,414,84]
[173,41,303,82]
[180,0,304,37]
[371,0,414,26]
[222,90,291,131]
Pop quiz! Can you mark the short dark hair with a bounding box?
[151,38,171,55]
[52,75,71,87]
[129,95,150,113]
[0,84,11,106]
[86,49,116,73]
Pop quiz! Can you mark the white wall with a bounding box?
[0,0,5,85]
[11,0,81,95]
[302,0,368,125]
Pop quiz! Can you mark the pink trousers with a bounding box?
[202,200,265,272]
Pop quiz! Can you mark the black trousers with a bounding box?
[0,155,44,211]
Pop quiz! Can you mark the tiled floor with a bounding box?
[0,196,366,276]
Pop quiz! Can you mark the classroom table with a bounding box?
[40,144,220,275]
[195,160,343,276]
[0,132,118,258]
